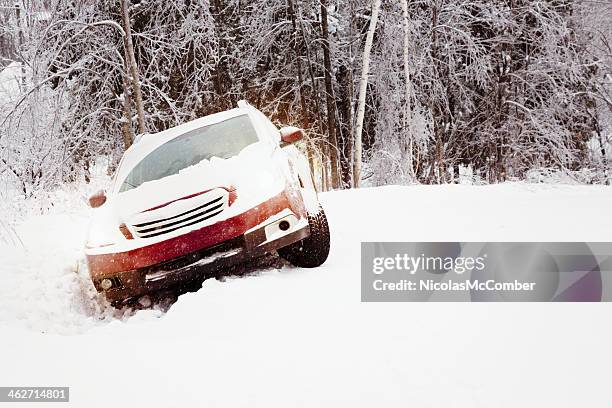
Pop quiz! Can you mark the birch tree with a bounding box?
[353,0,381,188]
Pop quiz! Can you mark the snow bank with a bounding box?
[0,213,118,334]
[0,166,145,334]
[2,183,612,407]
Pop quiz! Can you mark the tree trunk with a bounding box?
[320,0,340,189]
[120,58,135,149]
[353,0,381,188]
[339,2,357,188]
[287,0,308,127]
[120,0,146,134]
[400,0,415,182]
[296,3,323,127]
[338,64,354,188]
[595,117,610,185]
[15,4,26,91]
[211,0,231,110]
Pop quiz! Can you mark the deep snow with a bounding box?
[2,183,612,407]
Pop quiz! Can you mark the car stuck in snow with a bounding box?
[85,101,330,305]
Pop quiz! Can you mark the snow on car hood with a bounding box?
[116,141,284,216]
[86,141,288,253]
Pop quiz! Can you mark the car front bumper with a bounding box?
[89,194,310,303]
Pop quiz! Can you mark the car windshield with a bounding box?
[119,114,259,192]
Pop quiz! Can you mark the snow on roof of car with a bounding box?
[116,106,253,186]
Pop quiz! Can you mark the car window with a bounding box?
[119,114,259,192]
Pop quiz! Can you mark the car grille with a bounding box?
[131,190,228,239]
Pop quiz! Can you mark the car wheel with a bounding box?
[278,205,330,268]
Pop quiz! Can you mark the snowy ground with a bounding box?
[2,183,612,407]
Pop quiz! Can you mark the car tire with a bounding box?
[278,206,330,268]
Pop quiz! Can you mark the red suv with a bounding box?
[85,101,330,304]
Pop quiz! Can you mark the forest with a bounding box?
[0,0,610,196]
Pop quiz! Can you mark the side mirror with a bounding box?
[89,189,107,208]
[279,126,304,147]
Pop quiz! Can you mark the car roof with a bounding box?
[113,106,254,192]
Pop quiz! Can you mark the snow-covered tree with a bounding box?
[0,0,607,195]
